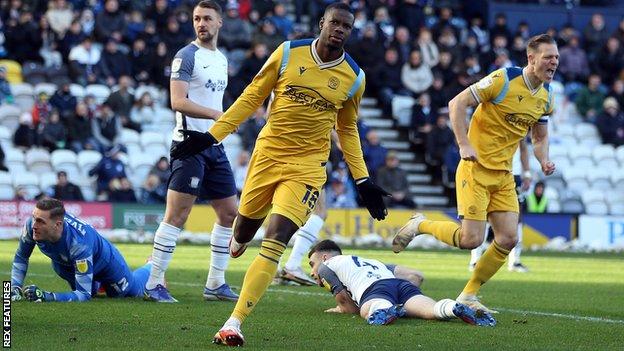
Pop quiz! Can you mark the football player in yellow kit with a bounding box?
[392,34,559,313]
[171,3,389,346]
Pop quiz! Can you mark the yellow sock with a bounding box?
[419,220,462,248]
[462,240,510,295]
[231,239,285,323]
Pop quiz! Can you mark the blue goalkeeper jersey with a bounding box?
[11,214,122,302]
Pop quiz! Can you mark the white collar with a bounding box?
[311,38,345,69]
[522,67,542,95]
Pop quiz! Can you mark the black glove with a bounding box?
[170,130,218,159]
[356,178,391,220]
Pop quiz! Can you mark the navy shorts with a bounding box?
[359,278,422,306]
[168,142,237,200]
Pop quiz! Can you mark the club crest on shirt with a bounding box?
[76,259,88,273]
[172,58,182,73]
[476,76,493,89]
[328,76,340,90]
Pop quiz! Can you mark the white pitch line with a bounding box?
[5,271,624,325]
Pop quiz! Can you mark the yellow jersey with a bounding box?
[468,67,553,171]
[209,38,369,180]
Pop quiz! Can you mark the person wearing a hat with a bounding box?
[595,96,624,146]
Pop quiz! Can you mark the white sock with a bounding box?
[146,222,181,289]
[284,214,324,271]
[206,223,232,289]
[366,298,393,318]
[434,298,457,320]
[223,317,241,330]
[509,223,523,267]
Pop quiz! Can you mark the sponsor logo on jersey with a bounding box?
[205,79,227,92]
[504,113,536,129]
[283,85,336,112]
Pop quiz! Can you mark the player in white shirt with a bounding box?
[308,240,496,326]
[144,1,238,303]
[469,139,532,273]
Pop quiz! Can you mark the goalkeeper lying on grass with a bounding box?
[308,240,496,326]
[10,198,151,302]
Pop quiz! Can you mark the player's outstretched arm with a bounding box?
[330,290,360,314]
[11,224,37,300]
[448,88,479,161]
[531,123,555,175]
[27,257,95,302]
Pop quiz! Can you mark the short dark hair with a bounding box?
[324,2,352,16]
[308,239,342,258]
[35,198,65,220]
[194,0,222,16]
[527,34,556,53]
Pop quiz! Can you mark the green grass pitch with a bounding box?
[2,242,623,350]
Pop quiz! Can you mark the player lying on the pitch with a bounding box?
[10,198,151,302]
[308,240,496,326]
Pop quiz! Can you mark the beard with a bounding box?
[197,31,214,43]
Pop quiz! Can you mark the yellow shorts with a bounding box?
[455,160,518,221]
[238,150,327,227]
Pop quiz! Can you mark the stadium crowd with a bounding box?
[0,0,623,209]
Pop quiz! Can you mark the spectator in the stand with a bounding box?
[576,74,606,121]
[613,17,624,46]
[31,93,52,127]
[376,152,415,209]
[325,176,357,209]
[162,17,187,54]
[129,38,153,85]
[151,42,170,89]
[105,76,138,132]
[140,174,166,204]
[92,104,121,150]
[14,186,30,201]
[609,79,624,109]
[234,150,250,196]
[268,2,293,39]
[40,109,67,151]
[94,0,126,42]
[489,13,512,43]
[89,145,126,197]
[4,9,40,63]
[46,0,73,37]
[558,35,589,83]
[583,13,610,62]
[443,140,460,188]
[595,97,624,146]
[51,171,84,201]
[14,113,37,149]
[515,21,531,42]
[510,35,528,67]
[252,19,284,53]
[79,8,95,36]
[38,16,63,68]
[463,55,483,80]
[109,177,137,203]
[433,51,456,86]
[350,23,385,74]
[390,26,411,65]
[0,144,8,172]
[137,20,161,48]
[363,130,387,181]
[130,92,157,128]
[377,47,410,118]
[67,102,99,152]
[68,36,102,86]
[50,82,77,120]
[468,15,489,53]
[596,37,623,85]
[231,43,268,97]
[402,49,433,96]
[330,162,356,197]
[60,21,85,58]
[240,105,266,152]
[488,50,513,72]
[125,10,145,42]
[427,75,449,113]
[98,39,131,86]
[436,27,461,60]
[0,67,13,105]
[220,2,252,51]
[426,114,454,184]
[148,157,171,185]
[526,181,548,214]
[410,92,436,145]
[431,7,459,41]
[444,72,472,103]
[145,0,171,34]
[175,7,194,39]
[481,34,508,70]
[373,6,395,45]
[417,28,439,68]
[395,0,424,35]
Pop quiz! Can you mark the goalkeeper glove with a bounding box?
[10,286,22,301]
[170,130,218,159]
[356,178,391,220]
[23,285,54,302]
